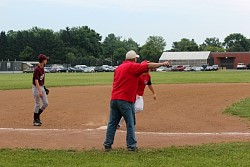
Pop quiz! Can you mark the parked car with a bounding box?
[44,67,52,73]
[237,63,247,70]
[23,68,34,73]
[49,68,58,73]
[102,65,113,72]
[83,67,95,73]
[68,67,76,72]
[192,66,204,71]
[94,66,110,72]
[212,65,219,71]
[107,66,115,72]
[156,66,166,72]
[57,67,68,72]
[74,67,85,72]
[173,65,185,71]
[165,66,172,71]
[184,66,193,72]
[75,65,87,69]
[205,66,213,71]
[205,65,218,71]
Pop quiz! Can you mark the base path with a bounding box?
[0,83,250,150]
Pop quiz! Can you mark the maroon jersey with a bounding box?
[33,65,45,86]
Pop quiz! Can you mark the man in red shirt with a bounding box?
[32,54,49,126]
[117,65,156,128]
[103,50,169,151]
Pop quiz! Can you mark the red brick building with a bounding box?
[210,52,250,69]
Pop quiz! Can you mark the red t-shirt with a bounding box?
[33,65,45,86]
[136,73,151,96]
[111,60,148,103]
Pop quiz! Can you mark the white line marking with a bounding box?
[0,128,250,136]
[135,131,250,136]
[0,128,89,132]
[96,126,107,130]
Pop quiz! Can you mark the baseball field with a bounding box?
[1,71,250,166]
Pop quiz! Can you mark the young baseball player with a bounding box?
[117,62,156,128]
[32,54,49,126]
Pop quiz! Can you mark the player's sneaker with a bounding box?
[38,109,43,124]
[127,147,138,152]
[104,145,112,152]
[33,119,41,126]
[38,117,42,124]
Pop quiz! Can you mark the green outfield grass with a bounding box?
[1,70,250,90]
[152,70,250,84]
[0,72,113,90]
[1,142,250,167]
[224,97,250,120]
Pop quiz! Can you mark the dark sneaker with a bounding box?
[33,119,41,126]
[38,117,42,124]
[104,145,112,152]
[127,147,138,152]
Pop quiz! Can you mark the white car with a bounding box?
[44,67,52,73]
[184,67,192,71]
[156,66,166,72]
[192,66,204,71]
[237,63,246,70]
[83,67,95,73]
[212,65,219,71]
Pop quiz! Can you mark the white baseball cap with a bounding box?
[125,50,140,60]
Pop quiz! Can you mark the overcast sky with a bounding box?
[1,0,250,49]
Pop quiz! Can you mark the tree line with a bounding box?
[0,26,250,66]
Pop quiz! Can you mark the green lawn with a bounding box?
[1,142,250,167]
[224,97,250,120]
[152,70,250,84]
[0,72,114,90]
[1,70,250,90]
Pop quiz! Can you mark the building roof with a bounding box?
[159,51,211,60]
[22,61,39,67]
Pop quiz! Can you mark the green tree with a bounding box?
[115,38,139,65]
[203,37,223,47]
[58,26,102,64]
[140,36,166,62]
[19,46,34,61]
[65,52,76,67]
[102,34,122,66]
[0,31,8,60]
[200,37,225,52]
[171,38,199,51]
[201,45,225,52]
[82,55,96,66]
[5,30,19,60]
[25,27,65,63]
[223,33,250,52]
[114,47,127,65]
[122,38,140,51]
[59,27,71,47]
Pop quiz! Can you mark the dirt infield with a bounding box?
[1,83,250,150]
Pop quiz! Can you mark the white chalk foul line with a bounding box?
[0,127,250,136]
[0,128,94,132]
[135,131,250,136]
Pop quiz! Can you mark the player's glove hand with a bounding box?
[44,86,49,95]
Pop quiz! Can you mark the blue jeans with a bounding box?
[104,100,137,148]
